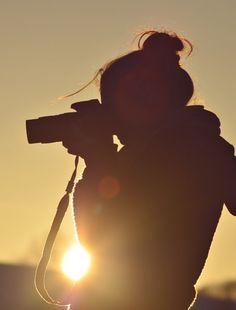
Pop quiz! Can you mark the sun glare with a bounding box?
[61,244,91,281]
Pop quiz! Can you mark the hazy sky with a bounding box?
[1,0,236,288]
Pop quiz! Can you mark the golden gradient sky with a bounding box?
[1,0,236,288]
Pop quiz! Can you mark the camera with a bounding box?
[26,99,107,144]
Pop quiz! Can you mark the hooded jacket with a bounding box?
[72,105,236,309]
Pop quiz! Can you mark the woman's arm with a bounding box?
[219,137,236,215]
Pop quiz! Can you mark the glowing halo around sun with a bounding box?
[61,244,91,281]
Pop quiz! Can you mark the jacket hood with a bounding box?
[159,105,221,136]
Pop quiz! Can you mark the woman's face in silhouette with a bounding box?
[111,68,171,143]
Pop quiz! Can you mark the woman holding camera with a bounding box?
[65,31,236,309]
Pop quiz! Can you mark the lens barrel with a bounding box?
[26,113,77,144]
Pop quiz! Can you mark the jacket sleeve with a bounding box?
[72,144,120,247]
[219,137,236,215]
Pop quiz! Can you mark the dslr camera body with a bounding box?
[26,99,114,149]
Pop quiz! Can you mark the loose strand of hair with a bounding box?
[57,68,104,101]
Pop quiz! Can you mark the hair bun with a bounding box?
[143,32,183,53]
[139,31,192,67]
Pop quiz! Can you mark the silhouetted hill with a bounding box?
[193,281,236,310]
[1,263,236,309]
[193,294,236,310]
[0,263,71,310]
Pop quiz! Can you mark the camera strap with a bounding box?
[34,155,79,307]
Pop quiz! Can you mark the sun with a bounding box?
[61,243,91,281]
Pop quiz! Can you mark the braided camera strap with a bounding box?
[34,156,79,307]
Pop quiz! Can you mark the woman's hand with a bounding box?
[62,100,116,164]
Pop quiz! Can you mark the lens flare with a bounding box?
[61,244,91,281]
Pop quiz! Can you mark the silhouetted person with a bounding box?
[64,31,236,309]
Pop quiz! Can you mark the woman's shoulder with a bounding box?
[139,105,235,175]
[182,105,221,134]
[160,105,221,136]
[146,105,221,150]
